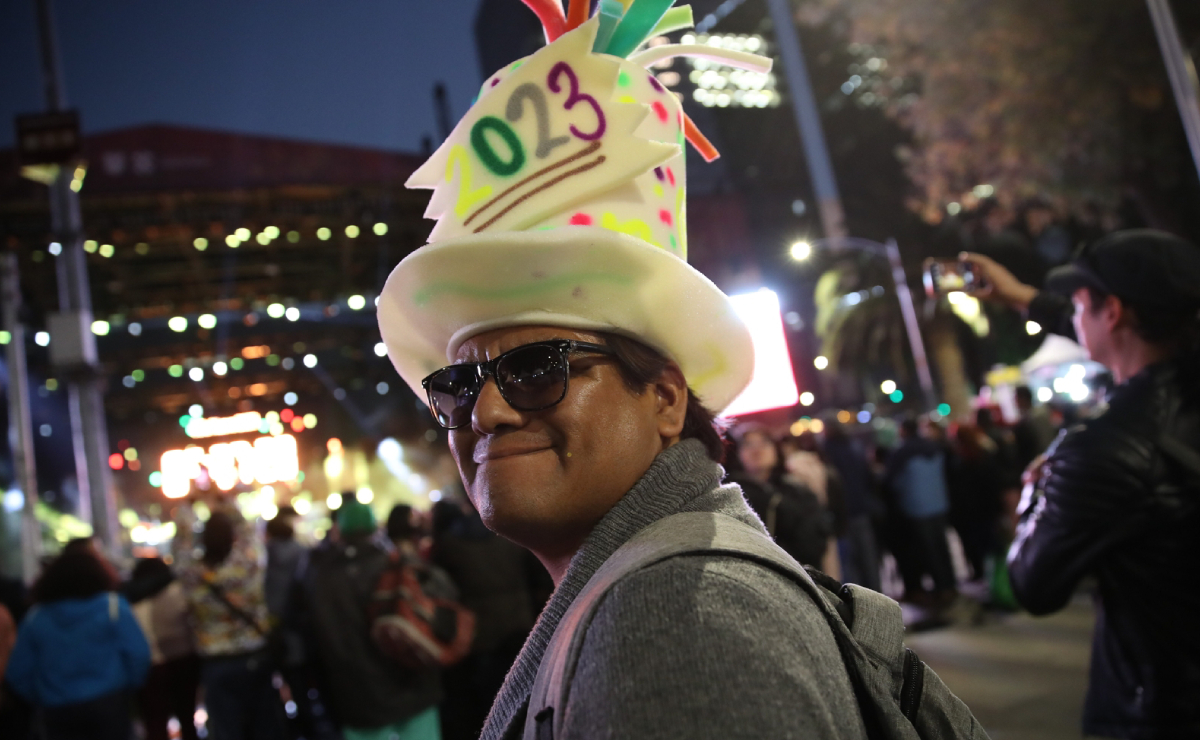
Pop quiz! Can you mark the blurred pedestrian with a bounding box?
[264,506,306,622]
[946,424,1005,582]
[884,419,957,606]
[782,432,845,578]
[729,425,831,568]
[0,587,29,740]
[975,407,1021,490]
[1017,196,1072,267]
[970,229,1200,737]
[7,547,150,740]
[0,600,14,680]
[173,507,286,740]
[823,420,882,591]
[304,500,442,740]
[127,557,200,740]
[430,497,538,740]
[1012,385,1056,471]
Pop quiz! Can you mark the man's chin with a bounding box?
[474,488,580,552]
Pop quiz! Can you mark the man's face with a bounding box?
[1071,287,1117,368]
[448,325,672,560]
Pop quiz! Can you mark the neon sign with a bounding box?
[160,434,299,499]
[185,411,263,439]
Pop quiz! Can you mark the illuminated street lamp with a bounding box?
[789,240,812,262]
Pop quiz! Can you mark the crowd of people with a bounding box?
[0,493,553,740]
[0,394,1055,740]
[725,393,1062,615]
[1,0,1197,732]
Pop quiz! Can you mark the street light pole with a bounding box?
[32,0,118,553]
[764,0,847,239]
[2,256,42,583]
[1146,0,1200,179]
[812,237,936,411]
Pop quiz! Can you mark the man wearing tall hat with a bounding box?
[378,4,981,738]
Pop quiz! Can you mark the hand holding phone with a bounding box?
[923,258,985,297]
[957,252,1040,310]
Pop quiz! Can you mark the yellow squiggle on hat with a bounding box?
[601,212,661,248]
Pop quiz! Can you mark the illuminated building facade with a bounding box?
[0,125,439,517]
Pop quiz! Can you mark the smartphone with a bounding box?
[923,258,984,297]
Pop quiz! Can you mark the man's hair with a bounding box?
[601,333,725,463]
[1086,285,1200,348]
[1014,385,1033,405]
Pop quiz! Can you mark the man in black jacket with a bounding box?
[969,229,1200,739]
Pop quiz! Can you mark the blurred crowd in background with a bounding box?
[0,380,1067,740]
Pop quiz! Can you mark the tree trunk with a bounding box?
[926,316,973,420]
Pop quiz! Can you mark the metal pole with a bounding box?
[2,256,43,583]
[764,0,847,239]
[32,0,118,553]
[1146,0,1200,178]
[884,239,936,410]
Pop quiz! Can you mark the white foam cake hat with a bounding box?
[378,9,772,413]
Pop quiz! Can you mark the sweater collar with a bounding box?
[480,439,724,740]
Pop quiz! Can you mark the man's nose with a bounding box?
[471,377,525,434]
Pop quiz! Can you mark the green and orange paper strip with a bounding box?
[518,0,771,162]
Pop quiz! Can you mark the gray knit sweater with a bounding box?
[480,439,868,740]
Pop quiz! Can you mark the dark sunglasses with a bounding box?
[421,340,615,429]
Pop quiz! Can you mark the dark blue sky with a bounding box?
[1,0,485,153]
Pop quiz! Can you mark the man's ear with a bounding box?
[652,363,689,440]
[1106,294,1131,331]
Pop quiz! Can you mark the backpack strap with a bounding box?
[109,592,119,622]
[203,578,268,637]
[525,512,925,740]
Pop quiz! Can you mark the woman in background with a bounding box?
[174,508,286,740]
[7,545,150,740]
[728,425,832,569]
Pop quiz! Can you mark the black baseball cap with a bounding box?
[1044,229,1200,314]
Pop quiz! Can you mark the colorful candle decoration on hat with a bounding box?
[520,0,567,42]
[682,114,719,163]
[566,0,590,32]
[650,5,694,36]
[593,0,626,54]
[511,0,768,164]
[603,0,677,59]
[407,1,770,255]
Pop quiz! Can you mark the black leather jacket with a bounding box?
[1009,292,1200,739]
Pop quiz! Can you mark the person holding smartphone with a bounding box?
[966,229,1200,739]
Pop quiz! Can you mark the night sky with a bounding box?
[0,0,485,153]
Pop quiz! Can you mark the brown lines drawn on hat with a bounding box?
[463,141,602,228]
[473,154,607,234]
